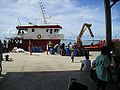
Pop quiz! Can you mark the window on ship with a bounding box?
[22,31,24,34]
[46,29,49,32]
[24,29,28,33]
[54,29,58,32]
[32,29,35,32]
[50,29,52,34]
[18,30,21,34]
[25,29,27,31]
[18,28,28,34]
[20,40,22,43]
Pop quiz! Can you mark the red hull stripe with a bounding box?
[16,25,62,29]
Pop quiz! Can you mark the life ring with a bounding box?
[37,34,41,39]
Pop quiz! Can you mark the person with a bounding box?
[48,41,53,49]
[47,41,53,54]
[28,40,33,55]
[68,42,71,48]
[72,43,78,49]
[46,44,49,55]
[71,50,74,62]
[95,46,112,90]
[80,55,91,72]
[60,43,65,55]
[0,40,4,76]
[53,44,59,54]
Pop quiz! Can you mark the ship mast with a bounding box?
[17,18,21,26]
[39,2,47,24]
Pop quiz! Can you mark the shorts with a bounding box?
[96,79,107,89]
[71,56,74,60]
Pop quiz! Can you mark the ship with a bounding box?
[8,2,64,51]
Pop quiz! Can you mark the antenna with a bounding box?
[17,18,21,26]
[39,2,47,24]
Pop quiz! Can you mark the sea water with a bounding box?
[60,39,100,46]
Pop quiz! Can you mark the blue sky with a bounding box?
[0,0,120,40]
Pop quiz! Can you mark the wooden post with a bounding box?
[104,0,112,53]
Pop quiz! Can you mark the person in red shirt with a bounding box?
[28,40,33,55]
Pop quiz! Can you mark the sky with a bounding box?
[0,0,120,40]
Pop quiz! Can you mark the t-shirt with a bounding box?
[96,55,110,81]
[82,59,91,72]
[46,44,49,50]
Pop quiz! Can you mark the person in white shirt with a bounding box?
[80,55,91,72]
[46,44,49,55]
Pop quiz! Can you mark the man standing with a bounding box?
[46,44,49,55]
[28,40,33,55]
[0,40,3,76]
[96,46,112,90]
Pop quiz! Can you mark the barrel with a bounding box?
[50,48,54,54]
[74,49,78,56]
[35,47,38,52]
[38,47,43,52]
[65,48,71,56]
[32,47,36,52]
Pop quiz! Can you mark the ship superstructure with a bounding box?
[9,2,64,51]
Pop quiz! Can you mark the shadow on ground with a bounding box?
[0,70,118,90]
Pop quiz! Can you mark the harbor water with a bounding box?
[60,39,100,46]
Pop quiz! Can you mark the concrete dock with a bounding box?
[0,51,118,90]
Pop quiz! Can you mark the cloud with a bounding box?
[47,2,106,40]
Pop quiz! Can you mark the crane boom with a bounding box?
[77,23,94,48]
[39,2,47,24]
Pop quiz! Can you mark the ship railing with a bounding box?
[22,34,64,39]
[13,33,64,39]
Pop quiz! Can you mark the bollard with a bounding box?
[5,55,9,61]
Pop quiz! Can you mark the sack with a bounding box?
[68,78,88,90]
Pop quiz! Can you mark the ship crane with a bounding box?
[77,23,94,48]
[39,2,47,24]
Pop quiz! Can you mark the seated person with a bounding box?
[80,55,91,72]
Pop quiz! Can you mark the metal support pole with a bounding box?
[104,0,112,52]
